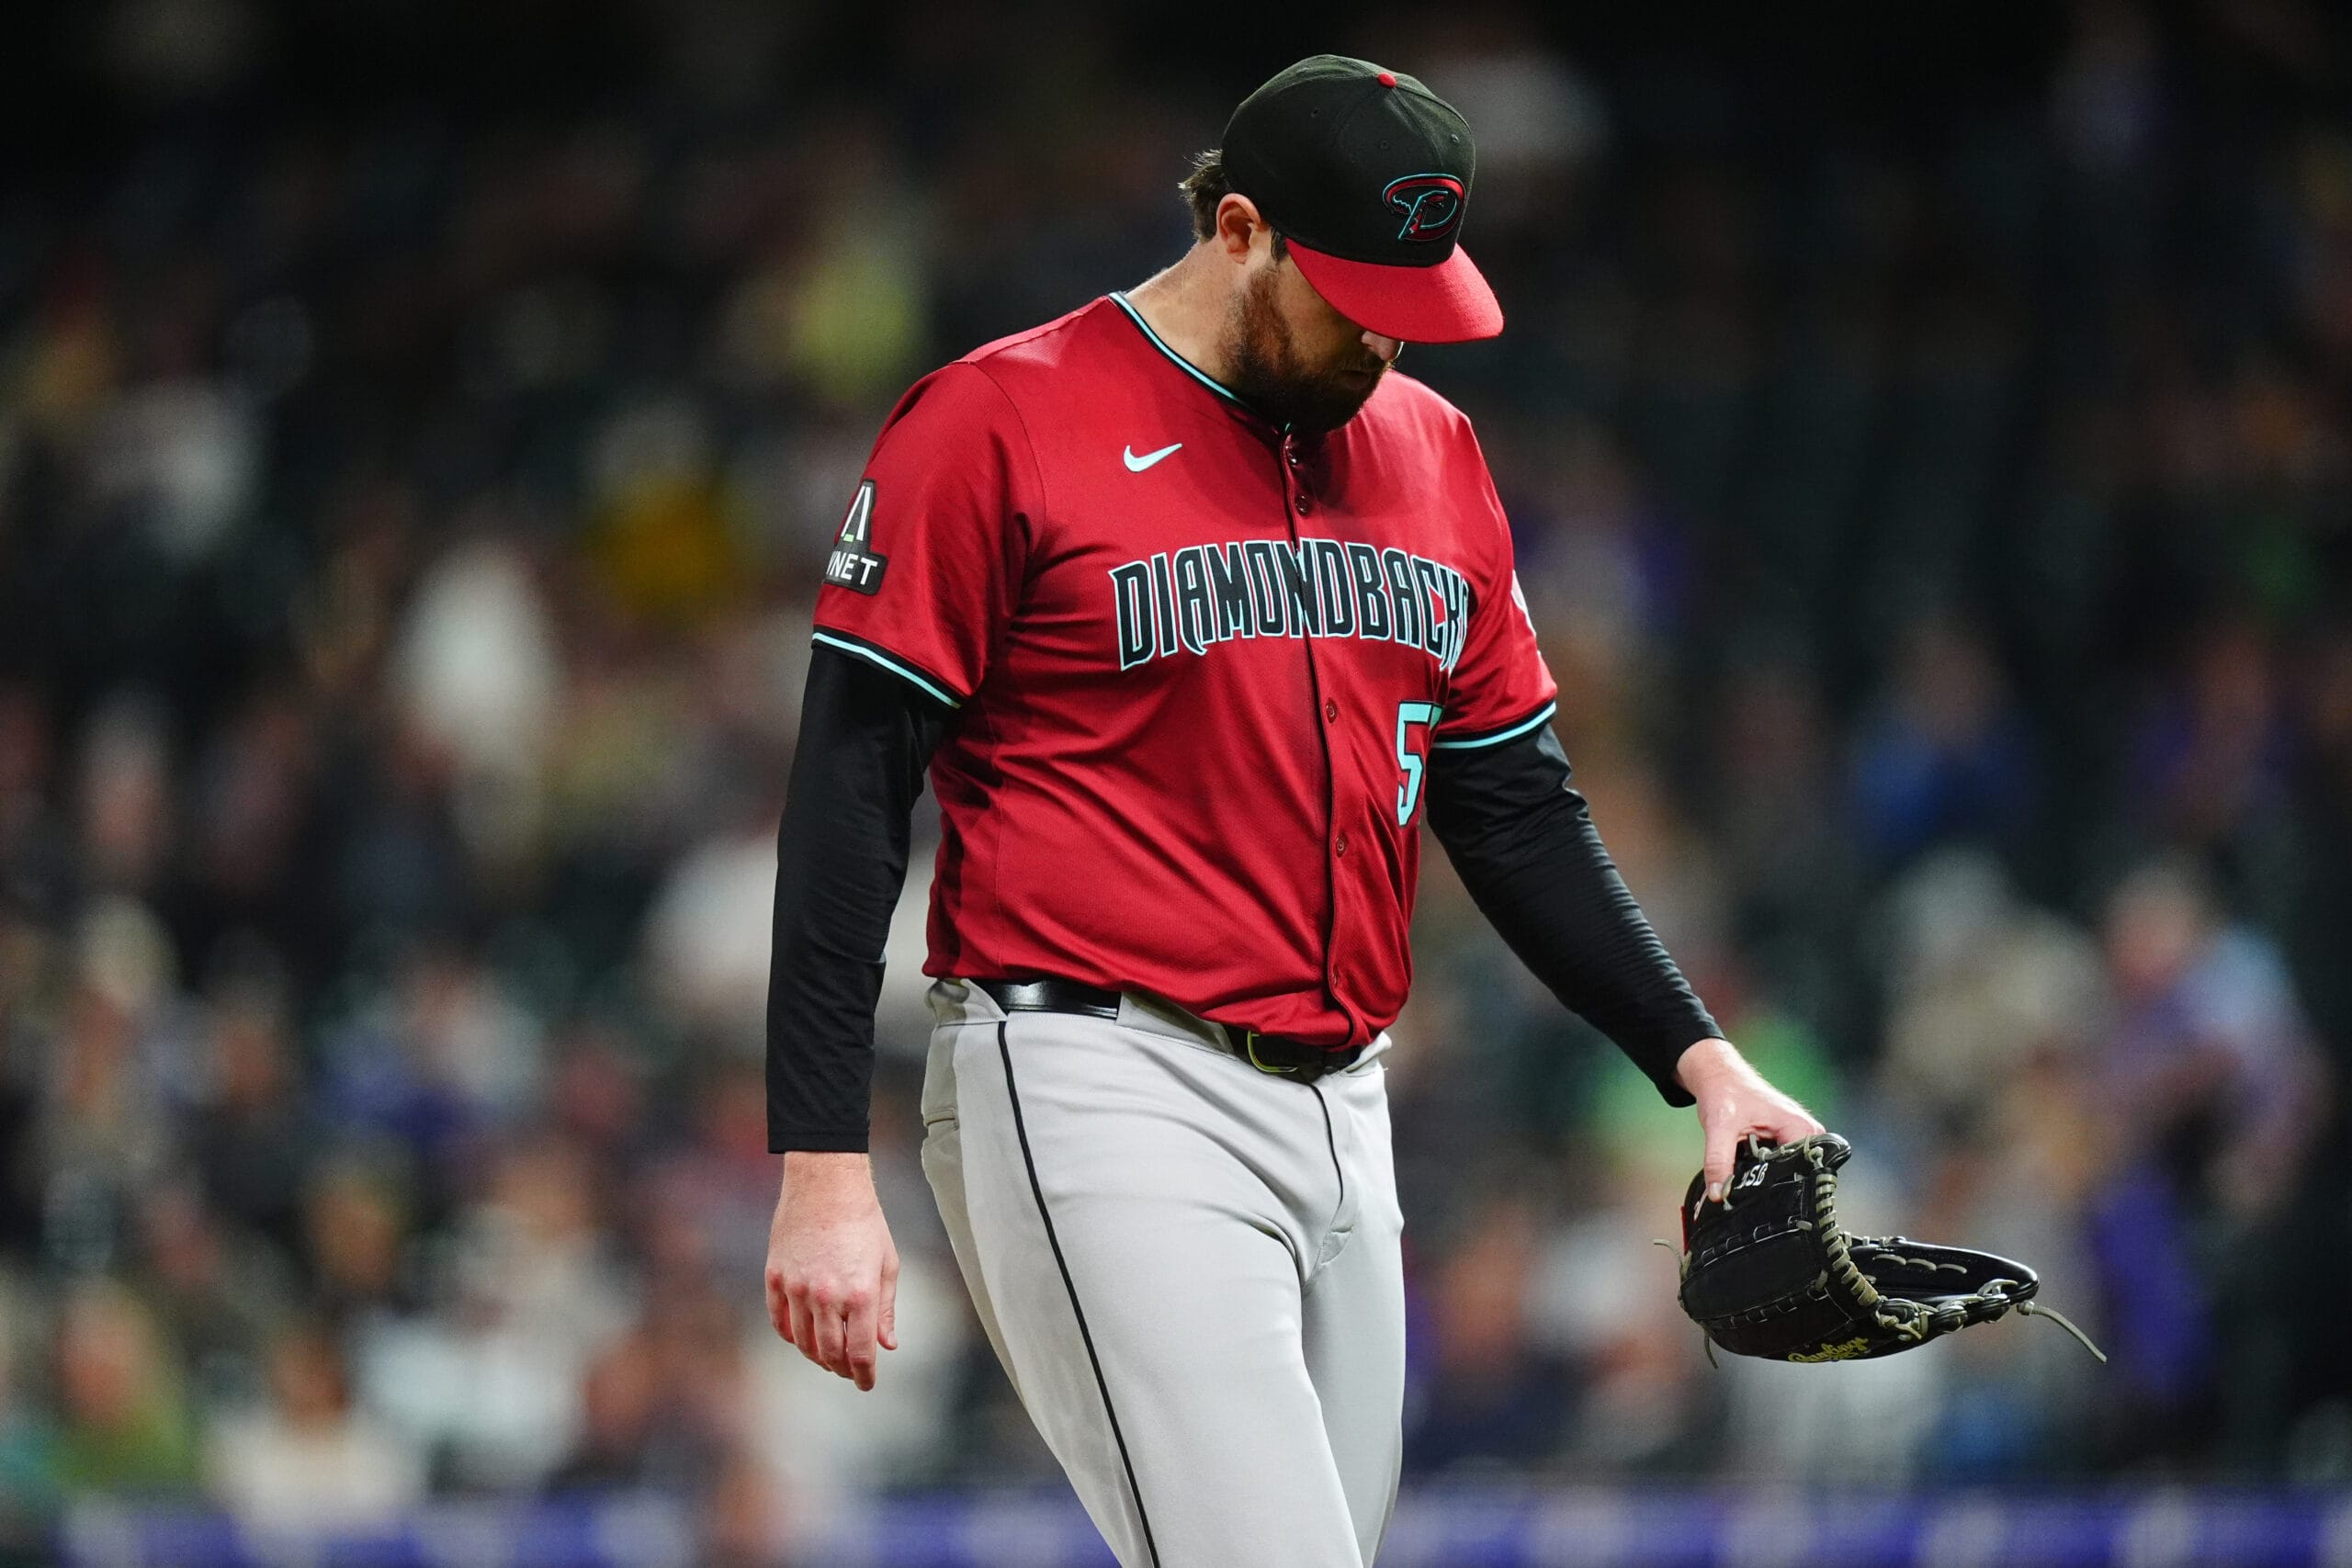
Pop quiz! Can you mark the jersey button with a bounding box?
[1334,831,1349,856]
[1295,494,1312,514]
[1323,700,1339,723]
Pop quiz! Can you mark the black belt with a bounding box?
[971,976,1365,1084]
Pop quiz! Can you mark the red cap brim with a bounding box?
[1286,239,1504,344]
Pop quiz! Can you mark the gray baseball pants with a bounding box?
[920,977,1406,1567]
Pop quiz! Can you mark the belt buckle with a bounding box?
[1240,1030,1298,1076]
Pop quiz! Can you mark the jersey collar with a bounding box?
[1107,291,1289,436]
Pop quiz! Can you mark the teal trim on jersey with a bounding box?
[1108,292,1247,407]
[811,632,962,708]
[1430,701,1556,750]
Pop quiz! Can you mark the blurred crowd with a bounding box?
[3,0,2350,1559]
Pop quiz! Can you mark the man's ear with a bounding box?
[1213,193,1270,263]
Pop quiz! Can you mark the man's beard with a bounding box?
[1220,267,1390,434]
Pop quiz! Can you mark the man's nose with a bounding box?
[1363,330,1403,365]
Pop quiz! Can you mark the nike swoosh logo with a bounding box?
[1123,442,1182,472]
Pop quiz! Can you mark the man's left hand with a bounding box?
[1675,1037,1826,1204]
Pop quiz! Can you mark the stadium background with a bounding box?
[3,2,2350,1563]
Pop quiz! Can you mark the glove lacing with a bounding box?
[1804,1137,2106,1362]
[1803,1136,1929,1345]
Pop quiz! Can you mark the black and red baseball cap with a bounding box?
[1221,54,1503,344]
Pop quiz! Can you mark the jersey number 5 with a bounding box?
[1395,702,1442,827]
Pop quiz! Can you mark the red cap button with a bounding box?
[1376,71,1397,87]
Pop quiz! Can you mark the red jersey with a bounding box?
[810,294,1558,1049]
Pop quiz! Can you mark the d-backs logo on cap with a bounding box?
[1382,173,1465,243]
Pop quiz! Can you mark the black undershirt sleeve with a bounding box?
[766,643,953,1153]
[1425,724,1719,1107]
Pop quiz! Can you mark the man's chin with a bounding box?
[1275,377,1383,434]
[1227,351,1386,433]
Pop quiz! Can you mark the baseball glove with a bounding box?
[1669,1132,2105,1365]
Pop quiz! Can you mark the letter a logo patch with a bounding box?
[823,480,888,595]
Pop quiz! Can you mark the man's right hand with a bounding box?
[765,1150,900,1391]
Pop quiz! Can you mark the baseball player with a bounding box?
[763,55,1822,1567]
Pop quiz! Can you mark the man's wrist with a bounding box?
[1674,1036,1739,1093]
[782,1148,876,1185]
